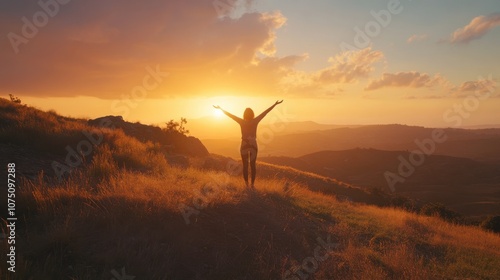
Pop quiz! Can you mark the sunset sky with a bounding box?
[1,0,499,131]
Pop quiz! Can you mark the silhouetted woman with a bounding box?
[213,100,283,188]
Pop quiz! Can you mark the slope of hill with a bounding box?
[2,163,500,279]
[0,98,208,178]
[261,149,500,219]
[89,116,208,157]
[262,149,500,187]
[1,99,500,279]
[0,98,399,209]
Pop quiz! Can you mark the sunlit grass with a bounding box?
[3,162,498,279]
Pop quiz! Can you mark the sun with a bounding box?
[214,108,224,118]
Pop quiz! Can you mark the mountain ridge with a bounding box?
[204,124,500,161]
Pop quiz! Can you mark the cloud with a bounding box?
[315,47,384,84]
[448,13,500,44]
[455,78,496,94]
[0,0,293,99]
[365,72,447,91]
[278,47,384,97]
[366,72,498,99]
[406,34,427,43]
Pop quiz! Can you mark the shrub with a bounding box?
[480,216,500,233]
[420,202,462,223]
[9,94,21,104]
[164,117,189,135]
[390,195,417,212]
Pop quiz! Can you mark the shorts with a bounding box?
[240,137,258,157]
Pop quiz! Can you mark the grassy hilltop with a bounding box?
[1,98,499,279]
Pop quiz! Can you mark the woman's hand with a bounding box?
[275,100,283,106]
[213,105,221,110]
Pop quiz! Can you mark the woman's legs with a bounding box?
[241,138,258,188]
[250,149,257,186]
[241,151,249,185]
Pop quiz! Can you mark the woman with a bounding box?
[213,100,283,188]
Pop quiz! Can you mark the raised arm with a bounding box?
[213,105,243,124]
[255,100,283,122]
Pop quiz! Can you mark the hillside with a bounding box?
[0,98,207,179]
[261,149,500,219]
[260,148,500,192]
[3,167,500,279]
[0,98,390,209]
[1,99,500,279]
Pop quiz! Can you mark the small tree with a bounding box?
[165,118,189,135]
[9,94,21,104]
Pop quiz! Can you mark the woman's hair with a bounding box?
[243,108,254,121]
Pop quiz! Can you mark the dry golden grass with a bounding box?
[1,160,498,279]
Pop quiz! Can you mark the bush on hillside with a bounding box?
[390,195,417,212]
[481,216,500,233]
[9,94,21,104]
[420,202,462,223]
[164,117,189,135]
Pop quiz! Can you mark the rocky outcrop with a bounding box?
[88,116,209,157]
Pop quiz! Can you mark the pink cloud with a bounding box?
[406,34,427,43]
[0,0,291,99]
[365,72,447,91]
[449,13,500,44]
[275,47,384,97]
[456,79,496,94]
[315,47,384,84]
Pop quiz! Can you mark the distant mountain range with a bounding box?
[203,124,500,161]
[188,116,362,139]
